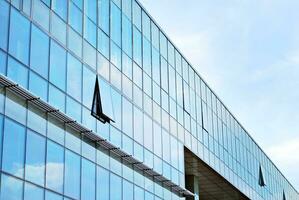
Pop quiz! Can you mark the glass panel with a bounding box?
[2,118,26,178]
[133,1,141,30]
[25,130,46,186]
[99,78,115,121]
[24,183,44,200]
[32,0,50,31]
[5,91,27,125]
[110,173,121,200]
[83,41,96,69]
[122,97,133,137]
[45,191,63,200]
[84,17,97,47]
[110,88,121,129]
[133,107,143,144]
[98,0,110,35]
[7,56,28,89]
[49,84,65,112]
[0,1,9,50]
[122,15,132,58]
[111,3,121,46]
[52,0,67,21]
[30,25,49,78]
[67,53,82,101]
[85,0,96,23]
[133,27,142,66]
[0,174,23,200]
[46,140,64,193]
[83,66,96,107]
[9,8,30,65]
[68,28,82,58]
[143,38,151,76]
[98,29,109,59]
[123,180,133,200]
[122,0,132,19]
[81,158,96,200]
[64,150,80,199]
[51,12,67,45]
[50,40,67,91]
[97,166,109,200]
[69,1,82,34]
[110,41,121,70]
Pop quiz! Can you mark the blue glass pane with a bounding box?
[110,88,121,129]
[7,56,28,89]
[110,173,121,199]
[83,41,96,69]
[82,66,95,107]
[64,150,80,199]
[68,28,82,58]
[84,17,97,47]
[110,41,121,70]
[122,15,132,58]
[69,1,82,34]
[98,0,110,35]
[46,140,64,193]
[111,3,121,46]
[49,85,65,112]
[143,38,151,76]
[0,50,6,74]
[32,0,50,31]
[25,130,46,186]
[66,97,81,122]
[51,13,67,45]
[98,30,109,59]
[97,167,109,200]
[9,8,30,65]
[0,1,9,50]
[123,180,133,200]
[0,174,23,200]
[81,159,96,200]
[29,71,48,101]
[45,191,63,200]
[24,183,44,200]
[133,27,142,66]
[50,40,66,91]
[52,0,67,21]
[72,0,82,10]
[0,116,3,165]
[67,54,82,101]
[2,118,26,178]
[85,0,96,22]
[30,25,49,78]
[41,0,50,7]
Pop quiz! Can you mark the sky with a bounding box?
[139,0,299,191]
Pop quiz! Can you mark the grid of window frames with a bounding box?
[0,0,298,199]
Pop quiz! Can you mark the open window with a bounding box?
[283,190,286,200]
[258,165,266,187]
[91,76,115,124]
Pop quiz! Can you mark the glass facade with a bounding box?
[0,0,298,200]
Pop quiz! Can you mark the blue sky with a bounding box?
[139,0,299,190]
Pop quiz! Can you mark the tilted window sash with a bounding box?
[91,76,115,123]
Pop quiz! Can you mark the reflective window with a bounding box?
[45,191,63,200]
[24,183,44,200]
[81,159,96,200]
[69,1,82,34]
[83,41,96,69]
[122,0,132,19]
[152,48,160,85]
[0,50,6,74]
[98,29,110,59]
[110,88,121,129]
[0,1,9,50]
[72,0,82,10]
[110,173,122,200]
[151,23,159,51]
[67,53,82,101]
[144,114,153,150]
[25,130,46,186]
[122,97,133,137]
[7,56,28,89]
[30,25,49,78]
[2,118,26,178]
[122,53,133,79]
[52,0,67,21]
[49,84,65,112]
[160,33,167,59]
[51,12,67,45]
[161,57,168,92]
[133,1,141,30]
[134,107,143,144]
[50,40,66,91]
[142,11,151,40]
[143,38,151,76]
[122,15,132,57]
[111,3,121,46]
[5,91,27,125]
[133,27,142,66]
[82,66,96,107]
[111,41,121,70]
[46,140,64,193]
[98,0,110,35]
[9,8,30,65]
[97,166,109,200]
[66,97,81,122]
[84,17,97,47]
[85,0,96,23]
[64,150,80,199]
[33,0,50,31]
[123,180,133,200]
[68,28,82,58]
[0,174,23,200]
[97,53,110,80]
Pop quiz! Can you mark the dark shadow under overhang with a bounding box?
[184,148,249,200]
